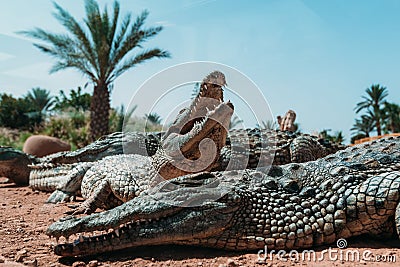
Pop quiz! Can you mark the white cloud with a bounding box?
[155,20,175,27]
[0,52,15,62]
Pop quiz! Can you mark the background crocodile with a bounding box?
[47,136,400,257]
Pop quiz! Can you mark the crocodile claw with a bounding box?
[46,190,75,203]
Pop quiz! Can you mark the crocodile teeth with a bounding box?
[114,229,120,237]
[79,235,84,242]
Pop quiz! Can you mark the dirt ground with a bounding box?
[1,178,400,267]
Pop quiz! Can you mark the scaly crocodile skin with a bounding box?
[47,136,400,256]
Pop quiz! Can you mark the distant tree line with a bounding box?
[351,84,400,143]
[0,87,91,131]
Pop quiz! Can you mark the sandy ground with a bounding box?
[1,178,400,267]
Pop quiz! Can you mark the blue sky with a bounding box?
[1,0,400,143]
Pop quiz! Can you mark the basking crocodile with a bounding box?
[37,70,233,203]
[47,136,400,256]
[0,129,345,188]
[0,131,162,185]
[64,98,234,215]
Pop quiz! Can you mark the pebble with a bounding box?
[15,249,28,262]
[24,258,38,267]
[88,260,99,267]
[227,258,238,267]
[0,256,5,263]
[72,261,86,267]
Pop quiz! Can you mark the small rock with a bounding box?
[24,258,38,267]
[227,258,238,267]
[197,262,203,266]
[0,255,5,263]
[218,264,227,267]
[72,261,86,267]
[88,260,99,267]
[15,249,28,262]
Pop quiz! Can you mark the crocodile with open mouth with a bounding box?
[46,136,400,256]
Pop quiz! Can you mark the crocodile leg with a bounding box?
[66,179,113,215]
[45,162,94,203]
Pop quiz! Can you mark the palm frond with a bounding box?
[109,49,170,83]
[52,2,97,72]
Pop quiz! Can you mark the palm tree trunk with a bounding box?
[89,84,110,141]
[376,119,382,136]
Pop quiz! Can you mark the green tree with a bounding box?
[355,84,388,136]
[229,115,243,129]
[319,129,345,144]
[20,0,170,140]
[54,86,92,111]
[0,94,39,130]
[256,120,277,130]
[25,87,55,123]
[382,101,400,133]
[144,112,162,125]
[109,104,137,132]
[26,87,55,112]
[351,114,375,138]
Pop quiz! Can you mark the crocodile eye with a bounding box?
[279,178,300,193]
[263,178,278,190]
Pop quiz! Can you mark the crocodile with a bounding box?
[0,130,162,186]
[47,136,400,257]
[0,72,342,200]
[64,98,234,215]
[37,70,233,202]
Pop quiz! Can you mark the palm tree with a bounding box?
[355,84,388,136]
[229,115,243,129]
[26,87,55,112]
[25,87,55,122]
[382,101,400,133]
[20,0,170,140]
[332,131,344,144]
[351,114,375,138]
[144,112,162,125]
[256,120,277,130]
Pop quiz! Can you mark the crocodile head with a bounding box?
[159,71,234,176]
[164,71,226,138]
[47,171,243,256]
[0,147,34,185]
